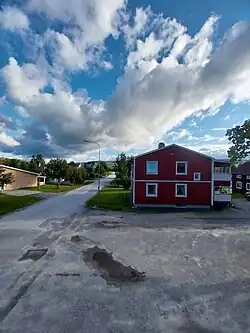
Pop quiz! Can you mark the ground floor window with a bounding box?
[246,183,250,191]
[175,184,187,197]
[236,181,242,189]
[146,183,158,197]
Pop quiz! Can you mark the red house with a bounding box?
[132,143,231,208]
[232,162,250,194]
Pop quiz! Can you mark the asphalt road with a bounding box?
[1,211,250,333]
[0,176,114,265]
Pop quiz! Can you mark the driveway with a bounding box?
[0,210,250,333]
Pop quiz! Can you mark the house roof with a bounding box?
[0,164,43,176]
[233,161,250,175]
[134,144,214,160]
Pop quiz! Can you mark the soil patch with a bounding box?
[82,246,145,284]
[19,248,48,261]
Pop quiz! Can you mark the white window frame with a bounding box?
[236,175,242,179]
[193,172,201,181]
[236,181,242,189]
[146,183,158,197]
[246,183,250,191]
[146,161,158,175]
[247,176,250,180]
[175,184,187,198]
[176,161,188,176]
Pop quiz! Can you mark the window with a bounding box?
[247,176,250,180]
[193,172,201,181]
[175,184,187,197]
[176,161,188,175]
[146,183,158,197]
[214,166,231,173]
[236,175,242,179]
[246,183,250,191]
[236,181,242,189]
[146,161,158,175]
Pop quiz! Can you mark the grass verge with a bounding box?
[0,193,41,215]
[25,183,92,193]
[232,192,244,199]
[86,186,133,211]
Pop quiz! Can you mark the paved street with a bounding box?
[0,205,250,332]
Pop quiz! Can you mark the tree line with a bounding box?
[0,154,112,189]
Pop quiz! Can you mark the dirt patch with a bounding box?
[95,220,127,228]
[19,248,48,261]
[82,246,145,284]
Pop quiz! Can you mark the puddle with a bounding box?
[82,246,145,284]
[19,248,48,261]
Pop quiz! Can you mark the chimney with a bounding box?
[158,142,165,149]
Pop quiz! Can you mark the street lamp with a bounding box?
[83,140,101,193]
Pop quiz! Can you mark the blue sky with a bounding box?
[0,0,250,161]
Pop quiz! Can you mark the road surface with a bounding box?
[0,176,113,264]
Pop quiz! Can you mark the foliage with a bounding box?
[0,158,30,171]
[66,166,87,185]
[0,194,41,215]
[0,168,14,188]
[114,153,133,189]
[226,120,250,164]
[86,186,132,211]
[29,154,46,174]
[45,158,69,188]
[100,161,109,172]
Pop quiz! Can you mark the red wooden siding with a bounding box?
[135,182,211,205]
[134,145,212,206]
[214,181,231,186]
[135,146,212,181]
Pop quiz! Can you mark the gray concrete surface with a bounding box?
[1,209,250,333]
[0,176,114,291]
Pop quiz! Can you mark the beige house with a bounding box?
[0,165,46,191]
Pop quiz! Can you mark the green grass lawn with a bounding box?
[0,193,41,216]
[26,183,93,193]
[232,192,244,199]
[86,186,133,211]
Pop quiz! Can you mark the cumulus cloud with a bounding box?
[28,0,126,71]
[0,6,30,32]
[2,3,250,158]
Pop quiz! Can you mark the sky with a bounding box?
[0,0,250,162]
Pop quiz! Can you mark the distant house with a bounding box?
[0,165,46,191]
[132,143,231,209]
[232,162,250,194]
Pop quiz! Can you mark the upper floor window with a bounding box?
[194,172,201,181]
[176,161,188,175]
[247,176,250,180]
[236,175,242,179]
[146,161,158,175]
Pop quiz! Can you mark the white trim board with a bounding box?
[135,180,211,183]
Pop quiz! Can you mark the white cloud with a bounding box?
[2,58,47,103]
[212,128,227,132]
[0,131,20,147]
[224,114,231,120]
[123,7,150,47]
[28,0,126,71]
[0,7,29,32]
[101,61,113,70]
[2,8,250,158]
[14,106,29,118]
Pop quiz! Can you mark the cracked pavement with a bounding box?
[0,202,250,332]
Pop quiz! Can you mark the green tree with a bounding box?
[0,167,14,190]
[226,120,250,164]
[29,154,46,174]
[45,158,68,188]
[67,167,87,185]
[100,161,108,172]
